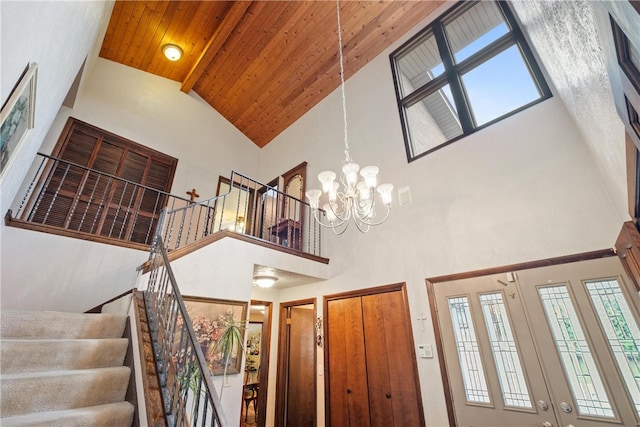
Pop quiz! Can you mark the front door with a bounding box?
[433,256,640,427]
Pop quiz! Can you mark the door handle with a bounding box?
[536,400,549,411]
[346,389,352,394]
[385,392,391,399]
[559,401,572,413]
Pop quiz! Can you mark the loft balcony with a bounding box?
[5,152,325,261]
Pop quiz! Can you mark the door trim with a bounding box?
[275,298,317,427]
[426,249,616,427]
[249,299,272,427]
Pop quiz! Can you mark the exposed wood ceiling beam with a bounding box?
[180,1,252,93]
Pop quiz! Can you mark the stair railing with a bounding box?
[161,171,322,257]
[144,212,229,426]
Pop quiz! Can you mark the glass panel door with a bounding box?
[516,257,639,427]
[434,275,554,427]
[433,256,640,427]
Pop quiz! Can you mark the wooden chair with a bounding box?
[243,383,259,422]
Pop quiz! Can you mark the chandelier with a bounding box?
[305,0,393,234]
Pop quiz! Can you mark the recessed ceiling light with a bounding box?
[162,43,183,61]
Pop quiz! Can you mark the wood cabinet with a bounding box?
[324,284,425,427]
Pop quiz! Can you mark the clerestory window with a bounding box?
[390,1,552,161]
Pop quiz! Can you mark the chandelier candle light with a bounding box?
[305,0,393,234]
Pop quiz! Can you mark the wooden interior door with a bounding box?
[324,283,425,427]
[326,297,371,427]
[362,290,424,427]
[275,300,317,427]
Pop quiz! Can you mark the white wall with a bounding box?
[41,58,261,199]
[0,0,113,217]
[256,2,629,425]
[2,56,262,310]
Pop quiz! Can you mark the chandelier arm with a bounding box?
[358,205,391,227]
[313,208,345,229]
[353,218,371,233]
[329,194,351,222]
[353,195,376,220]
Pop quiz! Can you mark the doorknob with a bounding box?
[346,389,352,394]
[536,400,549,411]
[559,402,572,413]
[385,392,391,399]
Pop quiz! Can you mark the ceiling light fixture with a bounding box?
[305,0,393,235]
[162,43,183,61]
[253,275,278,288]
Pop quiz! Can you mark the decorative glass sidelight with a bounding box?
[585,278,640,418]
[479,293,532,408]
[448,296,490,403]
[538,285,614,418]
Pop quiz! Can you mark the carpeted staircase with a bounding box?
[0,310,135,426]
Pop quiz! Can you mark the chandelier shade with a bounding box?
[306,0,393,234]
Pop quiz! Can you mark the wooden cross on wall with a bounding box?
[186,188,200,204]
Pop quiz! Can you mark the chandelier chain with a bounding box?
[304,0,393,234]
[336,0,351,163]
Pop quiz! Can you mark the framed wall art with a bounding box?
[182,296,248,375]
[1,62,37,176]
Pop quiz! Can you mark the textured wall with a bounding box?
[511,0,627,219]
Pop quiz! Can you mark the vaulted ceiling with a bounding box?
[99,1,444,147]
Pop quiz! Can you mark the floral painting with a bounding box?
[180,296,248,375]
[1,63,37,176]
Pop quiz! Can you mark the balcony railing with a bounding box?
[160,171,322,257]
[7,153,322,257]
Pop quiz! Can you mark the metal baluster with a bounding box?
[42,163,71,224]
[144,191,162,246]
[15,156,46,218]
[118,183,138,240]
[108,182,128,238]
[77,173,100,232]
[90,177,113,234]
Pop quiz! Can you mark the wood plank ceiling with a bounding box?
[100,1,444,148]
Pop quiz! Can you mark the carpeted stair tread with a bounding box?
[0,310,127,339]
[0,401,135,427]
[0,366,131,417]
[1,338,129,374]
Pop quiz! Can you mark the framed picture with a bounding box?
[182,296,248,375]
[1,63,37,176]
